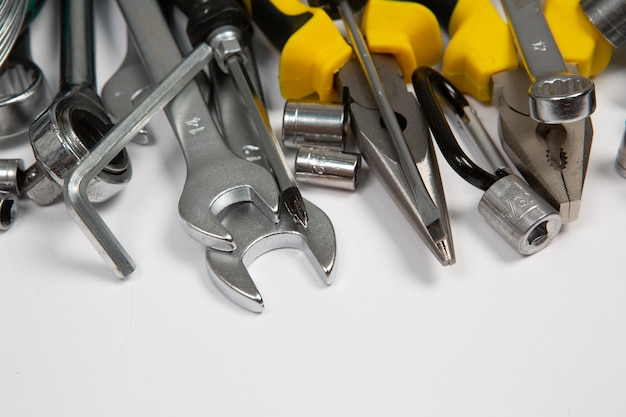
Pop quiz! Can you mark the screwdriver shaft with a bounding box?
[336,0,440,228]
[225,54,308,228]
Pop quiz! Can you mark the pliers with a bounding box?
[249,0,456,266]
[417,0,613,223]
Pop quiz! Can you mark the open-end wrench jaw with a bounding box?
[205,199,336,313]
[177,159,281,250]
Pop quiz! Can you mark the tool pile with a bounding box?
[0,0,624,312]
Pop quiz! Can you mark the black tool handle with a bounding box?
[247,0,314,51]
[413,66,499,191]
[170,0,252,47]
[413,0,457,30]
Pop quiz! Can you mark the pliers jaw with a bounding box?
[494,69,592,224]
[336,55,455,266]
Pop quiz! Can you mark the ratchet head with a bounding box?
[205,199,336,313]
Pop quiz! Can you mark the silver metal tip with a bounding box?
[426,219,455,266]
[283,187,309,228]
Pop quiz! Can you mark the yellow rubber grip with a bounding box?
[443,0,613,102]
[544,0,612,77]
[255,0,352,101]
[361,0,442,82]
[443,0,518,102]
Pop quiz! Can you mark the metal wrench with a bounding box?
[208,59,337,313]
[101,32,152,145]
[501,0,596,123]
[117,0,280,250]
[64,43,215,277]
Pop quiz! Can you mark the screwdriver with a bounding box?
[247,0,455,265]
[176,0,309,228]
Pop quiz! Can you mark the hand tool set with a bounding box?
[0,0,623,311]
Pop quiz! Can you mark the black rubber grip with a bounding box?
[248,0,313,50]
[413,66,498,191]
[184,0,253,46]
[412,0,457,30]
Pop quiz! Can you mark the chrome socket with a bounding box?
[0,159,25,194]
[0,191,18,231]
[283,100,348,150]
[478,175,562,255]
[295,145,361,191]
[581,0,626,48]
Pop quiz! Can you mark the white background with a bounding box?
[2,0,626,416]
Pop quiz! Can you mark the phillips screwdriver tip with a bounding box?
[283,187,309,229]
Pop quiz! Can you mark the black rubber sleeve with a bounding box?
[248,0,313,51]
[171,0,195,15]
[412,66,498,192]
[412,0,458,31]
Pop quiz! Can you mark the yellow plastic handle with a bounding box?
[248,0,352,101]
[442,0,613,102]
[361,0,443,82]
[544,0,612,77]
[443,0,518,102]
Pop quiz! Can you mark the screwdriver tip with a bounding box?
[282,187,309,228]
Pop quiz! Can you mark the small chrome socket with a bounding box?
[283,100,348,150]
[295,145,361,191]
[478,175,562,255]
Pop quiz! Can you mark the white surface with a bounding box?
[2,1,626,416]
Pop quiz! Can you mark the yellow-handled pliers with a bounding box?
[247,0,456,265]
[419,0,613,223]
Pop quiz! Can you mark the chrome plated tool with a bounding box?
[209,57,337,313]
[64,0,278,276]
[0,158,24,231]
[337,0,441,233]
[282,100,348,151]
[250,0,455,265]
[177,0,309,229]
[64,42,215,278]
[23,0,131,206]
[101,33,151,145]
[0,0,27,70]
[0,30,51,141]
[494,0,595,223]
[501,0,596,123]
[295,146,361,191]
[581,0,626,48]
[205,198,336,312]
[117,0,280,249]
[423,0,609,224]
[0,191,18,231]
[414,67,562,255]
[336,56,455,265]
